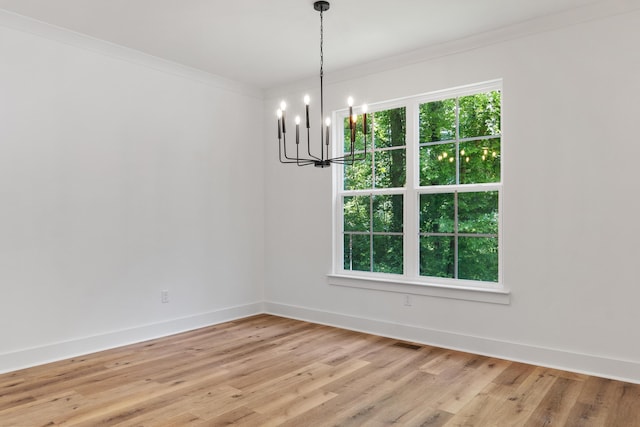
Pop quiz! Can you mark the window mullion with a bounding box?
[404,101,418,278]
[455,97,460,185]
[454,191,459,279]
[454,97,460,279]
[369,194,374,272]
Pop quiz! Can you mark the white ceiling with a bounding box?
[0,0,603,89]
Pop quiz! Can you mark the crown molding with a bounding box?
[0,8,263,99]
[265,0,640,99]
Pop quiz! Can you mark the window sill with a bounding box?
[327,273,510,305]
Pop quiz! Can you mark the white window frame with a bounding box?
[329,80,509,304]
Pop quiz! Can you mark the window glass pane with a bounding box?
[420,144,456,186]
[374,149,406,188]
[374,107,406,148]
[458,191,498,234]
[344,152,372,190]
[420,193,454,233]
[458,237,498,282]
[343,234,350,270]
[459,138,500,184]
[459,91,501,139]
[420,236,454,278]
[419,99,456,142]
[343,196,370,232]
[344,233,371,272]
[373,235,403,274]
[339,85,502,284]
[343,114,369,153]
[373,195,403,233]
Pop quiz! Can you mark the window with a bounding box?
[343,106,406,275]
[334,81,503,294]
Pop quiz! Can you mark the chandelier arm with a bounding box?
[281,132,316,163]
[328,158,354,165]
[279,136,302,164]
[279,152,303,164]
[296,141,306,166]
[352,133,369,161]
[332,149,366,163]
[279,158,303,164]
[281,133,296,160]
[306,128,322,161]
[331,154,361,163]
[350,135,355,160]
[278,134,294,163]
[327,133,368,163]
[282,132,306,161]
[325,131,330,162]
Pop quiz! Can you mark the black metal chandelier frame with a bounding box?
[276,1,368,168]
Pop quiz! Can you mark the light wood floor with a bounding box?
[1,314,639,426]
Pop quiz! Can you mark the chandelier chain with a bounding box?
[320,9,324,80]
[319,8,325,149]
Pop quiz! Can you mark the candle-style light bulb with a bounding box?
[325,117,331,146]
[295,116,300,144]
[277,109,282,139]
[351,114,357,143]
[362,104,368,135]
[280,101,286,133]
[303,95,310,129]
[347,97,354,132]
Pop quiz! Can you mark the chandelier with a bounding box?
[276,1,368,168]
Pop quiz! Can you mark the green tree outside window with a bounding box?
[339,85,502,285]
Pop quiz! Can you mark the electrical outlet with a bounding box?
[161,290,169,303]
[404,295,412,307]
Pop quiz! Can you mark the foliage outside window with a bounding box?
[336,81,502,288]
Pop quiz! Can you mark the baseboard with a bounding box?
[0,302,264,374]
[264,301,640,384]
[6,300,639,384]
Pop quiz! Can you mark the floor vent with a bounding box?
[393,342,422,350]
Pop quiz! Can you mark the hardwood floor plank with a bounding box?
[209,406,270,426]
[434,357,511,414]
[146,412,207,426]
[565,376,617,426]
[486,366,560,424]
[0,390,83,426]
[155,384,246,423]
[254,388,338,426]
[523,376,583,427]
[605,380,640,426]
[1,314,639,426]
[346,371,445,426]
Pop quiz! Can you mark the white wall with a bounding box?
[2,3,639,384]
[264,5,640,382]
[0,14,264,372]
